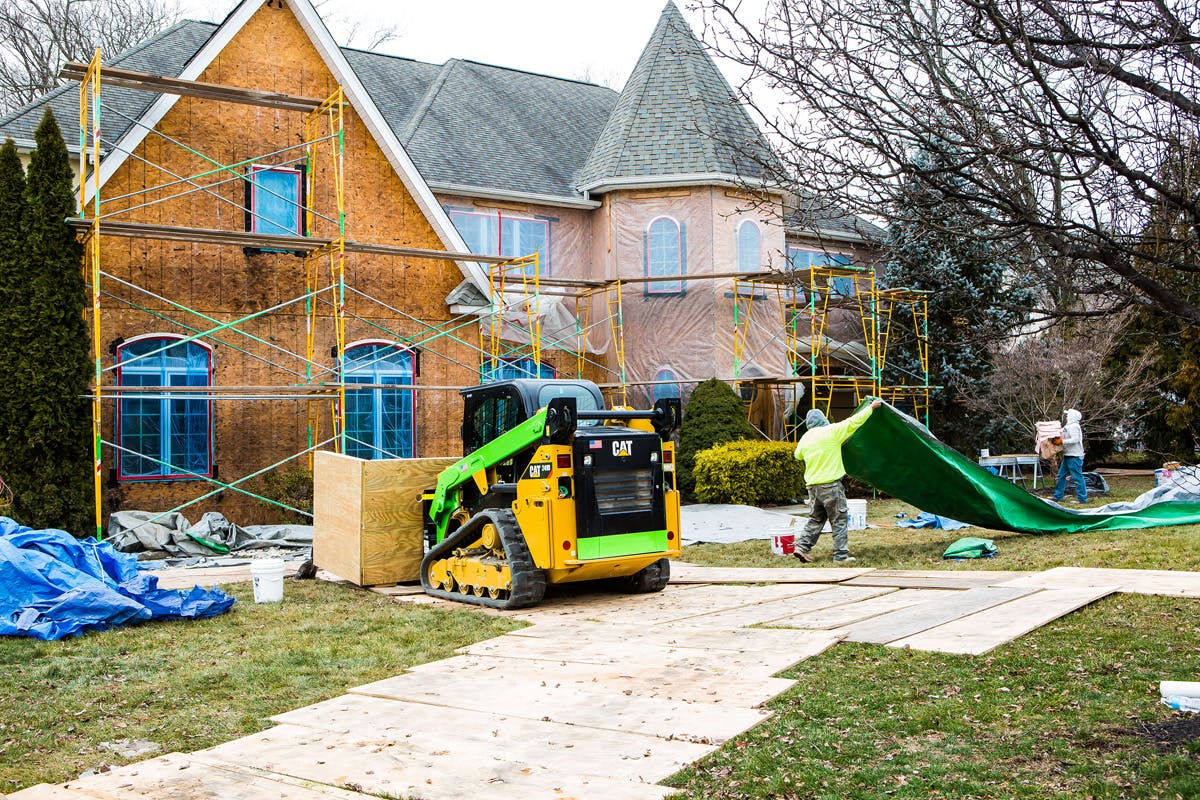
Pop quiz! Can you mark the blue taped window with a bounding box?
[344,344,415,459]
[653,368,681,401]
[448,210,549,276]
[786,248,855,297]
[117,337,212,479]
[480,357,556,383]
[737,221,762,273]
[646,217,683,294]
[248,165,304,236]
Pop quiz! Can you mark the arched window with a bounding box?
[343,342,416,459]
[116,335,212,479]
[652,367,681,401]
[645,216,684,294]
[737,220,762,273]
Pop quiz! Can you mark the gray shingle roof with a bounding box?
[786,194,888,242]
[576,1,777,189]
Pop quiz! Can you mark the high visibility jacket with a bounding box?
[793,405,874,486]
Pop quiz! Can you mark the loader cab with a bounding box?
[460,379,605,481]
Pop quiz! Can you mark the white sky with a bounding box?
[179,0,738,92]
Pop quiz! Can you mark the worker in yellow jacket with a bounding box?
[792,399,882,563]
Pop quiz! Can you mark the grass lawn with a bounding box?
[669,474,1200,799]
[0,579,522,792]
[1,473,1197,797]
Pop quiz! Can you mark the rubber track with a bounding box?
[420,508,546,610]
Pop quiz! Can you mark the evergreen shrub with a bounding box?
[693,441,803,505]
[677,378,758,497]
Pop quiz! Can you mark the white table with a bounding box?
[979,454,1042,489]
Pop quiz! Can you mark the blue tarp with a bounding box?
[0,517,235,640]
[896,511,973,530]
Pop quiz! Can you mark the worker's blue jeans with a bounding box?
[797,480,850,559]
[1053,456,1087,503]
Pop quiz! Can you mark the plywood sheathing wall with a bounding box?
[95,2,477,523]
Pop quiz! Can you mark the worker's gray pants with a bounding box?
[796,480,850,559]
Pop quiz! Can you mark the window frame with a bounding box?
[645,215,685,296]
[447,208,551,277]
[785,246,855,299]
[342,340,418,460]
[652,367,682,401]
[480,357,557,383]
[246,164,306,238]
[736,220,763,274]
[114,333,214,482]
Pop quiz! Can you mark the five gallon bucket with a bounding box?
[251,558,285,603]
[770,529,796,556]
[847,499,868,531]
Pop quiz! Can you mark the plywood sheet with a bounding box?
[839,586,1039,644]
[763,588,955,630]
[1001,567,1200,597]
[312,450,364,585]
[509,619,825,653]
[267,693,712,783]
[148,562,300,590]
[459,630,842,679]
[396,653,796,707]
[7,787,99,800]
[891,586,1116,654]
[202,722,675,800]
[544,583,828,626]
[844,570,1030,590]
[668,563,874,584]
[275,680,766,746]
[43,752,370,800]
[662,585,897,629]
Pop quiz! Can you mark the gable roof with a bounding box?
[576,1,779,193]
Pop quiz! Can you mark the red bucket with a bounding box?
[770,532,795,556]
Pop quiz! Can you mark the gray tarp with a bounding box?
[108,511,312,557]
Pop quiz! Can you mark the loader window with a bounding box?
[537,384,602,427]
[466,392,522,452]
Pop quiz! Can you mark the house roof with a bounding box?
[576,1,778,192]
[786,195,889,244]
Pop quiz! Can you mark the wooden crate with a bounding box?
[313,451,456,586]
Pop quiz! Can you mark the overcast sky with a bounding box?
[178,0,746,92]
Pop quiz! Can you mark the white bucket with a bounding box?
[251,558,285,603]
[847,499,867,531]
[770,530,796,556]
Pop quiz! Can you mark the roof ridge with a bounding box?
[606,9,671,179]
[453,58,607,89]
[398,58,459,145]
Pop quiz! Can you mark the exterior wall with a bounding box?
[95,3,476,523]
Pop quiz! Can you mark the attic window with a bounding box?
[246,165,305,238]
[449,209,550,276]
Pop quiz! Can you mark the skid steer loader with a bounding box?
[420,379,682,609]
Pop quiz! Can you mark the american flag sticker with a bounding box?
[589,440,602,450]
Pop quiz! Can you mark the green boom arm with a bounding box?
[427,408,549,542]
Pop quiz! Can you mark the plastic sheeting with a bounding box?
[842,404,1200,533]
[0,517,235,640]
[107,511,313,557]
[897,512,972,530]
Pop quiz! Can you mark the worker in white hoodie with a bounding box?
[1052,408,1087,503]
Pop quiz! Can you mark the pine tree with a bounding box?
[0,138,28,503]
[10,110,91,532]
[882,144,1030,452]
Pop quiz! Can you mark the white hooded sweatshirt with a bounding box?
[1061,409,1084,458]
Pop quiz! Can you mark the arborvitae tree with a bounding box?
[10,110,91,532]
[882,144,1031,453]
[0,138,28,502]
[677,378,758,497]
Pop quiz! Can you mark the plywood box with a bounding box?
[313,451,456,586]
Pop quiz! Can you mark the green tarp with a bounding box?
[841,404,1200,534]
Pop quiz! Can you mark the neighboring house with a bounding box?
[0,0,879,522]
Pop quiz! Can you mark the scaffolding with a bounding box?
[72,52,522,537]
[877,288,933,425]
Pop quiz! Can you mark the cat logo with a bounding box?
[611,439,633,457]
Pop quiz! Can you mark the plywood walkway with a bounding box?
[11,564,1199,800]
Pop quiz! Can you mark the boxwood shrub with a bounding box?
[693,440,804,506]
